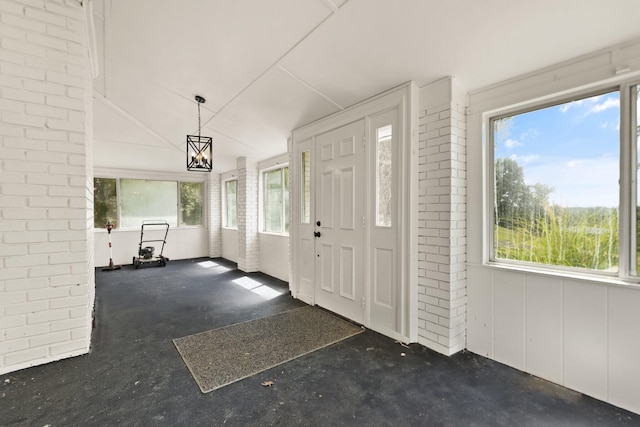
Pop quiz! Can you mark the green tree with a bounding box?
[495,157,529,228]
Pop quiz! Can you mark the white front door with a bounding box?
[314,120,365,324]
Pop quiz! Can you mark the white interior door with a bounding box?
[314,120,365,324]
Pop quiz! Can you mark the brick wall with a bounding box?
[237,157,259,272]
[0,0,93,374]
[417,78,467,355]
[208,171,221,258]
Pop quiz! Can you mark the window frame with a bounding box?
[223,178,238,230]
[485,83,636,279]
[93,176,206,231]
[261,164,290,235]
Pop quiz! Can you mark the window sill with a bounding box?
[259,231,289,237]
[480,261,640,290]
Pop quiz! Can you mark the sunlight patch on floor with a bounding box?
[232,276,284,300]
[197,261,218,268]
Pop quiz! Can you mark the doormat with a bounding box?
[172,305,363,393]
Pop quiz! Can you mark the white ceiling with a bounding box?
[92,0,640,174]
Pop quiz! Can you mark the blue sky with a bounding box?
[494,91,621,207]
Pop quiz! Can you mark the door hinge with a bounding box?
[362,135,366,146]
[361,297,366,309]
[362,216,365,228]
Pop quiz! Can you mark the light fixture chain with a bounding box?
[197,101,201,138]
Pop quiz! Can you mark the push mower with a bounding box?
[132,220,170,269]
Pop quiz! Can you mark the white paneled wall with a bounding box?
[222,228,238,262]
[259,233,288,282]
[467,267,640,413]
[467,40,640,414]
[94,228,208,267]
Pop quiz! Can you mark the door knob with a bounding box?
[316,221,321,227]
[314,231,321,238]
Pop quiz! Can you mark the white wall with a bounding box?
[467,39,640,414]
[221,228,238,262]
[0,1,94,375]
[259,233,289,282]
[95,227,208,267]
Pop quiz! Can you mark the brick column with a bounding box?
[208,172,221,258]
[0,0,93,374]
[417,77,467,355]
[237,157,259,272]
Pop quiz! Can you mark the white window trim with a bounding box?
[484,79,640,282]
[93,175,207,231]
[259,163,289,235]
[222,177,238,230]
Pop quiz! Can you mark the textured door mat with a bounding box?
[173,305,363,393]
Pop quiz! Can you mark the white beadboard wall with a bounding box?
[467,39,640,414]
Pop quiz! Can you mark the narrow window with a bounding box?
[94,177,117,229]
[492,90,620,272]
[376,124,393,227]
[180,182,203,226]
[301,151,311,224]
[225,180,237,228]
[263,167,289,233]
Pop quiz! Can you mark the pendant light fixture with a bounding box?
[186,95,213,172]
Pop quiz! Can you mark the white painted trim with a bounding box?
[291,82,416,343]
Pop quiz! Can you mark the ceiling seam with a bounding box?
[277,65,344,110]
[318,0,339,13]
[94,91,182,153]
[200,0,351,130]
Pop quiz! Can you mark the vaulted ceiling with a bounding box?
[92,0,640,174]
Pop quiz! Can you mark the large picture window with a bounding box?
[491,90,621,273]
[263,166,289,233]
[93,178,204,229]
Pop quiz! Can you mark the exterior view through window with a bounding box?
[225,180,237,228]
[93,178,204,229]
[492,90,620,272]
[376,124,392,227]
[264,167,289,233]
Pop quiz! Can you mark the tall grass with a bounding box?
[495,205,618,271]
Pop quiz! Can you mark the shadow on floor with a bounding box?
[0,258,637,426]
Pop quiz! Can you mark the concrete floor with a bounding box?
[1,257,638,426]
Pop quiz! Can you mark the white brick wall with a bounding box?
[208,171,222,257]
[417,78,467,355]
[0,0,93,375]
[237,157,259,272]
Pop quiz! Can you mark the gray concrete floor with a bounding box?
[1,257,638,426]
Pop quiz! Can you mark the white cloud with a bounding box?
[590,97,619,114]
[510,154,539,164]
[558,95,603,113]
[504,138,522,148]
[519,129,539,141]
[600,120,620,131]
[567,160,581,168]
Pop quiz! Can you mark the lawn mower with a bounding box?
[133,220,170,269]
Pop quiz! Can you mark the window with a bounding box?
[120,179,178,228]
[491,90,620,273]
[301,151,311,224]
[225,179,237,229]
[263,166,289,233]
[180,182,204,226]
[94,178,117,229]
[376,124,393,227]
[93,178,205,229]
